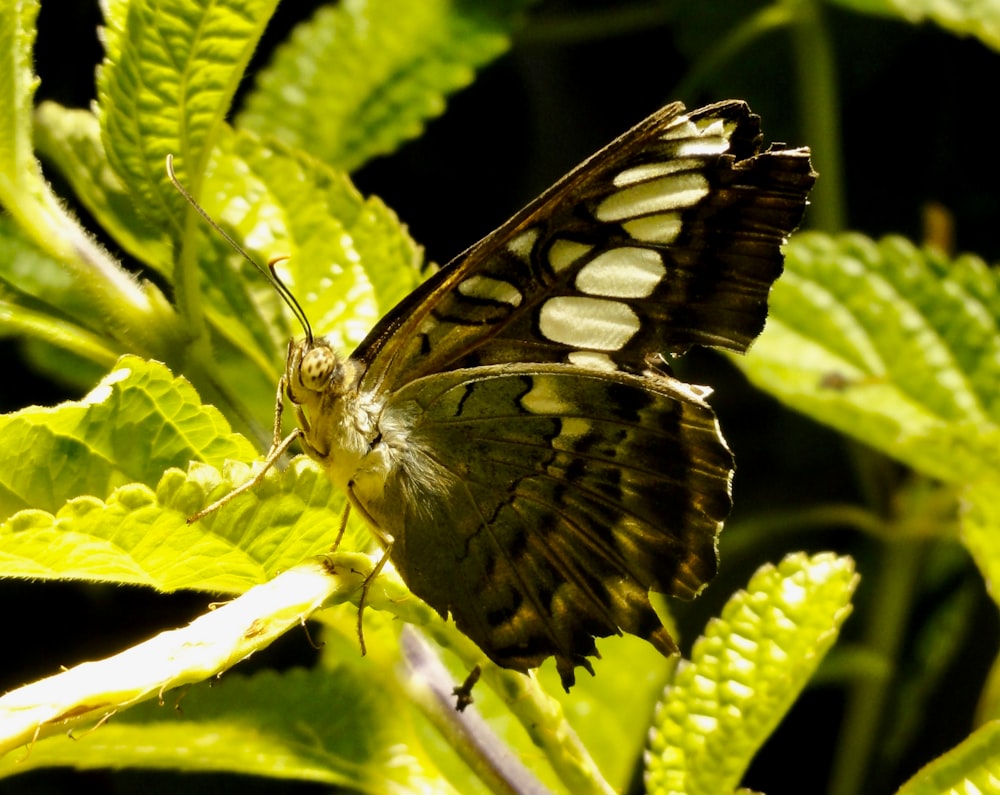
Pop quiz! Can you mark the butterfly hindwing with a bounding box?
[348,364,731,688]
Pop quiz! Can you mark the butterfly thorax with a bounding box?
[283,337,445,541]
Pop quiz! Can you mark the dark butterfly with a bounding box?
[219,101,815,690]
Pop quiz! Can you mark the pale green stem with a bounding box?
[370,567,616,795]
[674,4,797,101]
[787,0,846,232]
[400,628,554,795]
[828,537,925,795]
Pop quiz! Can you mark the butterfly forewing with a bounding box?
[285,100,815,690]
[355,101,814,395]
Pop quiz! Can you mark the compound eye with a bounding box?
[299,347,336,391]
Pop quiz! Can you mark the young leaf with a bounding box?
[0,0,159,349]
[0,216,119,385]
[96,0,278,227]
[0,0,43,217]
[177,130,425,427]
[894,719,1000,795]
[200,131,423,360]
[33,102,173,276]
[237,0,524,172]
[644,553,857,795]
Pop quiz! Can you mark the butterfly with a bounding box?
[192,100,815,691]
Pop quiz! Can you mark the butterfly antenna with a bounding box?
[165,154,314,345]
[265,257,313,346]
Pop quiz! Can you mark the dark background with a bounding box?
[6,1,1000,793]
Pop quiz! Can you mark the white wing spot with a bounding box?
[674,137,729,157]
[613,159,701,186]
[458,275,523,307]
[507,228,540,260]
[659,115,696,139]
[539,296,640,350]
[520,377,575,415]
[548,239,593,273]
[576,247,665,298]
[623,213,682,244]
[567,350,618,371]
[658,116,733,155]
[559,417,590,437]
[674,118,734,156]
[596,173,710,222]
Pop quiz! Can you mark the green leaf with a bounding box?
[0,0,156,342]
[33,102,173,276]
[96,0,278,229]
[644,553,858,795]
[741,232,1000,487]
[561,643,670,790]
[236,0,523,172]
[0,227,165,394]
[540,633,673,791]
[0,213,97,322]
[0,305,116,391]
[0,665,456,795]
[0,216,120,380]
[200,131,423,357]
[0,1,183,369]
[0,355,252,520]
[0,356,354,591]
[0,457,346,592]
[895,720,1000,795]
[237,132,423,327]
[741,232,1000,609]
[959,479,1000,607]
[826,0,1000,53]
[0,0,41,207]
[184,130,425,425]
[0,562,368,758]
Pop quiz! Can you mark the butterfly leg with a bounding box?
[354,542,394,656]
[341,490,396,656]
[188,374,301,523]
[331,503,352,552]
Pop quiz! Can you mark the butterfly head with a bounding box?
[297,341,339,391]
[284,336,351,407]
